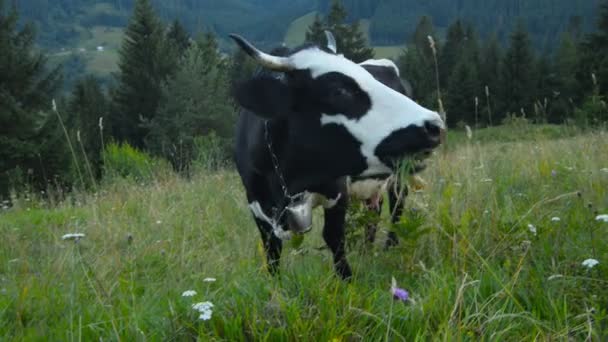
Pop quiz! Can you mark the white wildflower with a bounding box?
[192,301,214,311]
[528,224,537,236]
[203,278,216,283]
[199,310,212,321]
[62,233,85,241]
[181,290,197,297]
[551,217,561,222]
[192,301,214,321]
[156,220,162,225]
[596,214,608,223]
[581,258,599,269]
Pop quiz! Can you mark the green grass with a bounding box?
[1,126,608,340]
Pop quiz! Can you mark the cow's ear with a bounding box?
[234,76,291,119]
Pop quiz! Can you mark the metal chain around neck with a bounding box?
[264,120,304,220]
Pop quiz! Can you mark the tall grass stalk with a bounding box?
[52,99,85,189]
[485,85,493,126]
[76,130,98,191]
[427,36,444,118]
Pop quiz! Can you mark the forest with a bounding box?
[1,0,608,199]
[15,0,601,50]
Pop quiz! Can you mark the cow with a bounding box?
[230,33,444,280]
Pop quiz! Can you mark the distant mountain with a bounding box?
[14,0,601,51]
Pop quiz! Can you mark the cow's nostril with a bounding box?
[424,120,442,139]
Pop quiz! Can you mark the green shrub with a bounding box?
[573,94,608,128]
[191,132,233,171]
[102,142,171,182]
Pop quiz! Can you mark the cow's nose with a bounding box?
[423,119,443,142]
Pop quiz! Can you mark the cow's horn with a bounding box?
[324,30,337,53]
[229,34,294,71]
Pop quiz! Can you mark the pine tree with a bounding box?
[580,0,608,96]
[439,20,466,85]
[552,32,580,123]
[479,32,502,124]
[305,0,374,63]
[412,16,437,60]
[500,21,536,120]
[166,19,191,57]
[146,33,235,172]
[446,58,480,127]
[111,0,173,149]
[397,16,440,110]
[0,1,63,199]
[533,54,557,123]
[68,76,109,180]
[445,29,481,128]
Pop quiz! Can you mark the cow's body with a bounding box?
[230,34,444,279]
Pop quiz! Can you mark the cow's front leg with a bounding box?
[254,219,283,275]
[323,195,352,280]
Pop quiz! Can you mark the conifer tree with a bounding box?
[580,0,608,96]
[68,76,109,180]
[305,0,374,62]
[439,20,466,85]
[111,0,173,149]
[500,21,536,119]
[412,16,437,60]
[146,33,235,172]
[552,32,580,122]
[479,33,502,123]
[397,16,439,109]
[446,58,480,127]
[166,19,191,57]
[445,25,481,128]
[0,0,63,198]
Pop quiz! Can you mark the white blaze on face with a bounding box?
[289,48,444,175]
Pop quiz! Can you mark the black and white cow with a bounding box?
[230,33,444,279]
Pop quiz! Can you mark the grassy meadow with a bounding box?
[1,125,608,340]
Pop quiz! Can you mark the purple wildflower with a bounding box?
[551,170,557,177]
[390,277,409,302]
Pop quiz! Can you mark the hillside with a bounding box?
[11,0,602,89]
[17,0,600,50]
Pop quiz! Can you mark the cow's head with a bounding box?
[231,34,444,188]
